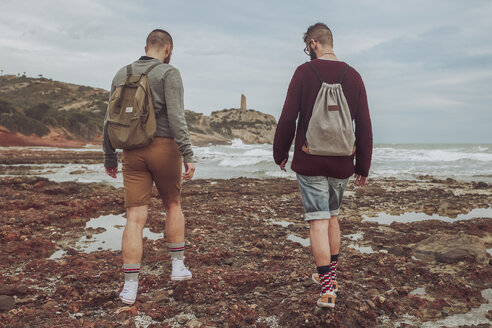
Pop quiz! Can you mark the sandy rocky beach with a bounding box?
[0,149,491,328]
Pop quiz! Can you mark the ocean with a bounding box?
[195,141,492,182]
[1,141,491,186]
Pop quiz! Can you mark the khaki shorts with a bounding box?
[122,137,182,207]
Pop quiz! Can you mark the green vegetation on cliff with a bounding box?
[0,75,277,144]
[0,100,104,139]
[0,75,107,139]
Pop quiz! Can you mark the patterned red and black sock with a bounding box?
[317,265,333,294]
[330,254,339,281]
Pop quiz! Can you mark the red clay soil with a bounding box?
[0,130,99,148]
[0,172,491,327]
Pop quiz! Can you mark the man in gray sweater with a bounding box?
[103,29,195,305]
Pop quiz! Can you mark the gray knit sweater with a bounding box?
[103,57,193,167]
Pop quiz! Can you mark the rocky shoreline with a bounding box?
[1,154,492,327]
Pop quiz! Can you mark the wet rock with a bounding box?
[244,315,255,324]
[250,247,262,256]
[388,245,411,257]
[69,170,85,175]
[42,300,58,310]
[151,290,168,303]
[420,308,441,320]
[0,295,15,311]
[0,284,28,296]
[473,181,488,189]
[413,233,488,264]
[66,248,78,256]
[116,311,129,321]
[185,319,203,328]
[175,313,190,324]
[206,306,220,315]
[355,185,386,196]
[366,299,376,310]
[437,200,451,215]
[16,296,36,305]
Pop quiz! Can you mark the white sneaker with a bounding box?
[119,280,138,305]
[171,257,192,281]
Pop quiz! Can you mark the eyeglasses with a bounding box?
[304,39,316,56]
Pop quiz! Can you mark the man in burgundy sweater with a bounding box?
[273,23,373,308]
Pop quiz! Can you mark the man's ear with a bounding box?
[144,46,148,53]
[165,44,172,56]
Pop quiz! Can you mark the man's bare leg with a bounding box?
[119,205,148,304]
[122,205,149,264]
[310,219,331,266]
[328,215,340,290]
[164,195,192,280]
[163,196,185,244]
[310,219,335,303]
[328,215,340,255]
[313,216,341,280]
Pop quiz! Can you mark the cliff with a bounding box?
[210,109,276,144]
[0,75,277,147]
[0,75,107,147]
[185,108,277,146]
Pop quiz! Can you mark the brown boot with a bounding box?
[312,273,338,293]
[317,291,336,308]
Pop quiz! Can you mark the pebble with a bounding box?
[0,295,15,311]
[185,319,203,328]
[175,314,190,325]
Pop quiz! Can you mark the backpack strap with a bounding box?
[126,62,161,77]
[142,62,163,117]
[144,62,162,75]
[339,64,350,83]
[307,62,323,83]
[308,62,350,84]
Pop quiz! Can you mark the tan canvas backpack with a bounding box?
[107,62,161,149]
[301,62,356,156]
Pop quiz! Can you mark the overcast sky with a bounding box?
[1,0,491,143]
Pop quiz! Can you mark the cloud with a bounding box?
[0,0,491,142]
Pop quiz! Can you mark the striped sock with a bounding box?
[317,265,333,294]
[168,242,185,260]
[123,263,140,282]
[330,254,339,281]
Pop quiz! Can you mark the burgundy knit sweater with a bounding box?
[273,59,373,178]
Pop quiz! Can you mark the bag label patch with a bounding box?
[328,105,339,111]
[125,107,133,113]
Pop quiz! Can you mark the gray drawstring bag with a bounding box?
[301,62,356,156]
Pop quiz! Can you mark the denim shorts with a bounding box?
[296,173,349,220]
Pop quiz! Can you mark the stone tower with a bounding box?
[240,94,247,111]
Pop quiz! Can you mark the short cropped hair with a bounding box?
[303,23,333,47]
[146,29,173,49]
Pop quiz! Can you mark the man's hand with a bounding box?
[354,174,368,187]
[105,166,118,178]
[279,159,287,172]
[183,162,195,181]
